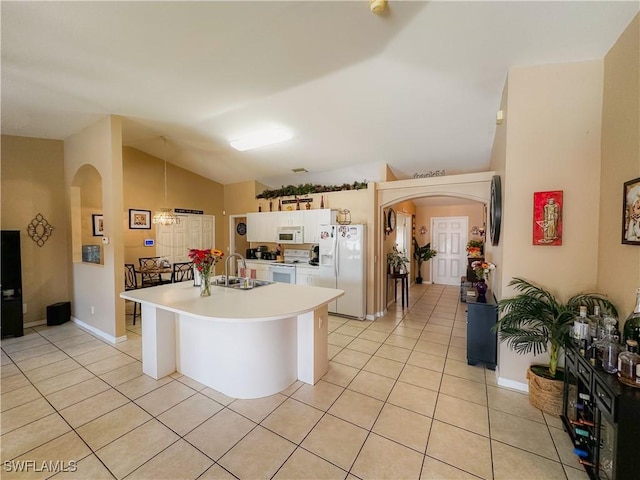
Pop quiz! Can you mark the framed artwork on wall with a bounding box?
[129,209,151,230]
[622,177,640,245]
[92,214,104,236]
[533,190,563,246]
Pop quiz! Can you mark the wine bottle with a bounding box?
[623,287,640,344]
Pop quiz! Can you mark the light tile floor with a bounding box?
[1,284,589,479]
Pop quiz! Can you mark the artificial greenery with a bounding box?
[467,239,484,249]
[495,278,618,379]
[413,237,437,281]
[256,181,368,199]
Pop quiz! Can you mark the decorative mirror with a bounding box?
[27,213,54,247]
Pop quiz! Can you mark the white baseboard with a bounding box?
[71,317,128,344]
[497,376,529,393]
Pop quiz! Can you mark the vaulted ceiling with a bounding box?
[2,1,637,187]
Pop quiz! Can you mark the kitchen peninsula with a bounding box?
[120,280,343,399]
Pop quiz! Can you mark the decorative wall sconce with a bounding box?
[419,226,427,235]
[479,226,486,237]
[27,213,54,247]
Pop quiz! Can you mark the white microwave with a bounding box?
[277,226,303,244]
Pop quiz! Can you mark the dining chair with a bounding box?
[172,262,194,283]
[138,257,171,286]
[124,263,140,325]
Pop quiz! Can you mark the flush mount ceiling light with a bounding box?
[292,168,308,173]
[229,126,293,152]
[152,136,180,226]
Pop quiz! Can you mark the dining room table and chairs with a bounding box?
[171,261,194,283]
[124,263,141,325]
[138,256,172,287]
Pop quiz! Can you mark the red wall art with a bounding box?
[533,190,563,246]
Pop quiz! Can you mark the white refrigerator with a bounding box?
[317,224,366,319]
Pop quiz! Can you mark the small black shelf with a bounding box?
[466,290,497,370]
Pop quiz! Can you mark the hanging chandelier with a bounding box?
[152,136,180,226]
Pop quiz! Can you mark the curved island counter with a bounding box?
[120,280,343,399]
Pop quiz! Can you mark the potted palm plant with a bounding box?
[495,277,618,415]
[412,238,437,284]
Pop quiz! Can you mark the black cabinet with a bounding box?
[466,291,497,370]
[562,344,640,479]
[1,230,23,338]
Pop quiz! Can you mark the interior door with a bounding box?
[431,216,468,286]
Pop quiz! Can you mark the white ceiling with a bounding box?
[2,1,637,187]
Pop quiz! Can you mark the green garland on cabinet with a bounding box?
[256,181,368,199]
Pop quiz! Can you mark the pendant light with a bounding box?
[152,136,180,226]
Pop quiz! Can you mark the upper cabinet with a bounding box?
[247,209,336,244]
[277,210,304,227]
[246,212,279,243]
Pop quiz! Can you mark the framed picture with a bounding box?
[129,209,151,230]
[92,214,104,236]
[533,190,563,246]
[622,177,640,245]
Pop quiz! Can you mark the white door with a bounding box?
[431,216,467,286]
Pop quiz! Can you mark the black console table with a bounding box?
[562,344,640,479]
[465,290,497,370]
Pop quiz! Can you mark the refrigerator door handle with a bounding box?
[333,231,339,277]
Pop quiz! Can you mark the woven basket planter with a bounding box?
[526,366,564,416]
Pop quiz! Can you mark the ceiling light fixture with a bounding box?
[229,126,293,152]
[370,0,387,15]
[152,136,180,226]
[292,168,308,173]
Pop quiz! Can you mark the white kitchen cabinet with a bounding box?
[242,260,270,281]
[278,210,304,227]
[303,209,337,244]
[296,265,319,286]
[247,209,336,245]
[247,212,279,243]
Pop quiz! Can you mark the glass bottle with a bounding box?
[278,199,282,211]
[622,287,640,344]
[320,195,324,208]
[573,306,589,350]
[596,320,622,374]
[617,339,640,387]
[269,199,273,212]
[589,305,602,340]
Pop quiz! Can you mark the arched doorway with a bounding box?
[375,172,494,315]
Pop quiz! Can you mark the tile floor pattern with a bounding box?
[1,284,590,480]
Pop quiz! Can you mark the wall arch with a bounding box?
[71,164,103,265]
[375,172,494,315]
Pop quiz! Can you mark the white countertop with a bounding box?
[120,279,342,323]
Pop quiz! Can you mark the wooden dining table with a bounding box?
[136,266,173,286]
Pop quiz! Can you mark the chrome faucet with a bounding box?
[224,253,246,286]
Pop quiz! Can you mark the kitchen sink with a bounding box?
[214,277,273,290]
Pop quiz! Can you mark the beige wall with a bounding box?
[65,116,125,339]
[123,147,224,264]
[488,82,508,301]
[1,135,70,324]
[497,60,605,385]
[598,14,640,317]
[415,203,485,282]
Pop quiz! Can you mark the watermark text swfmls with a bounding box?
[3,460,78,473]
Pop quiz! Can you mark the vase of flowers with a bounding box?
[471,260,496,301]
[188,248,224,297]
